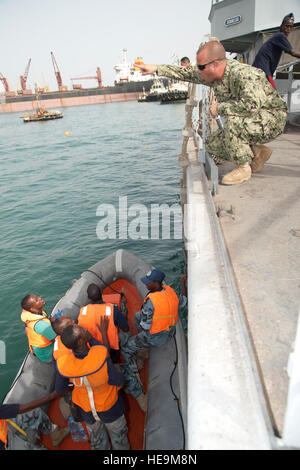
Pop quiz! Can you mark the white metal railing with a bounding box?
[202,86,219,195]
[179,83,200,168]
[179,83,219,194]
[274,59,300,111]
[276,59,300,72]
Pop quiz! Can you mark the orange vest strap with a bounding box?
[57,345,118,414]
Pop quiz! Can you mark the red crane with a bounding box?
[51,51,63,89]
[20,58,31,91]
[0,72,9,92]
[71,67,102,88]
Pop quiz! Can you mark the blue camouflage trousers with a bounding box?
[119,312,176,398]
[85,414,129,450]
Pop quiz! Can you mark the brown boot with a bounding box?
[222,163,251,185]
[250,145,272,173]
[136,393,148,413]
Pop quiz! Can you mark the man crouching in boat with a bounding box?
[119,269,186,411]
[54,321,130,450]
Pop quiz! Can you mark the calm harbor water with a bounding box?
[0,100,186,399]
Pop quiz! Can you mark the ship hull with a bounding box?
[0,79,156,114]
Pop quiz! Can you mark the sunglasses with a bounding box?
[197,58,224,71]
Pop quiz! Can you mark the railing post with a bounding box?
[287,65,293,111]
[179,83,199,168]
[201,86,219,194]
[179,83,219,195]
[275,59,300,114]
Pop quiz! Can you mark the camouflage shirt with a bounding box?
[157,59,287,117]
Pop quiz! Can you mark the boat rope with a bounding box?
[170,330,186,450]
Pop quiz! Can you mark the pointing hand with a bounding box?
[135,63,158,75]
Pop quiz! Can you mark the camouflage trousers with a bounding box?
[85,414,129,450]
[119,313,176,398]
[206,109,287,164]
[8,408,53,449]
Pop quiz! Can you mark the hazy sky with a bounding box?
[0,0,212,92]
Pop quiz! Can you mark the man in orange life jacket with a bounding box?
[78,283,129,363]
[20,294,57,362]
[51,315,75,363]
[51,315,112,423]
[54,321,130,450]
[51,314,110,363]
[119,269,186,400]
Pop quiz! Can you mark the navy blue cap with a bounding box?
[140,269,165,285]
[282,13,294,24]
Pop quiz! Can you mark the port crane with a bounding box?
[0,72,9,92]
[34,78,45,94]
[51,51,67,90]
[71,67,102,89]
[20,58,31,91]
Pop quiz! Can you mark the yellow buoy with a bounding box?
[65,131,69,136]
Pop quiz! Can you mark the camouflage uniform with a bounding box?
[119,294,186,399]
[157,60,287,164]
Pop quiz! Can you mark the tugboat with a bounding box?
[160,81,188,104]
[138,78,168,102]
[137,87,147,103]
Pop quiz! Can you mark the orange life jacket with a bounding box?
[56,345,119,420]
[78,303,119,350]
[21,310,55,354]
[0,419,8,449]
[145,285,179,335]
[53,335,72,361]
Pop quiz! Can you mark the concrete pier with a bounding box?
[181,79,300,448]
[214,126,300,435]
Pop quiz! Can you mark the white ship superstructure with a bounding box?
[113,49,152,84]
